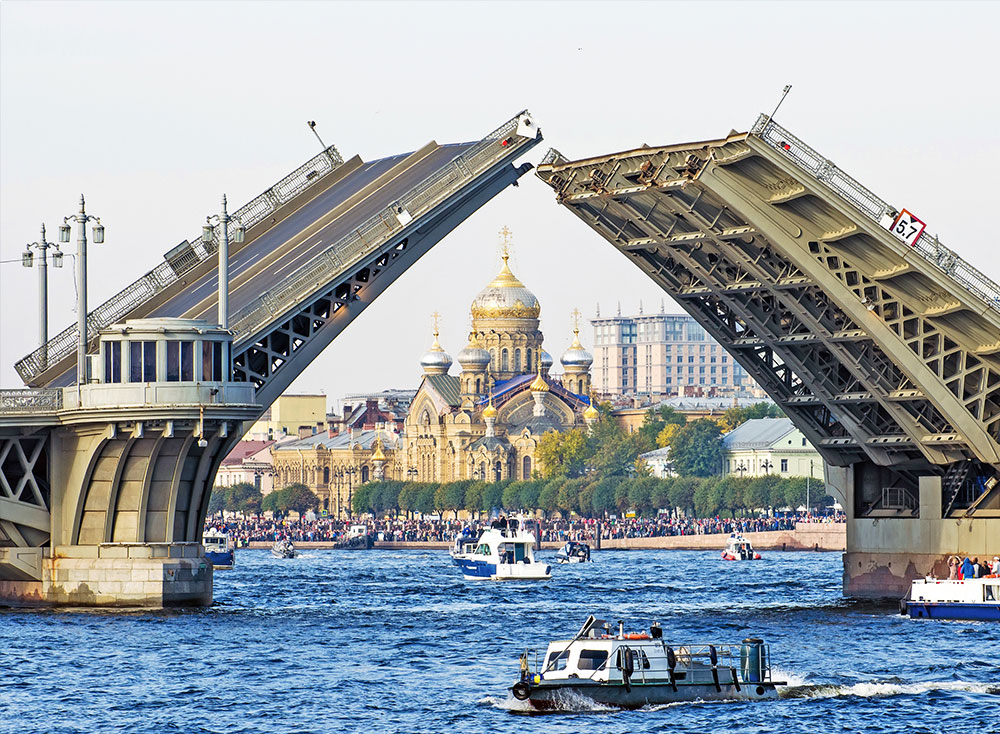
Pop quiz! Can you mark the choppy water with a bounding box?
[2,549,998,734]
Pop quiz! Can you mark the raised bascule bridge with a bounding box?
[0,111,541,606]
[536,116,1000,599]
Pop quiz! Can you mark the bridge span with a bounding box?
[537,116,1000,599]
[0,112,541,606]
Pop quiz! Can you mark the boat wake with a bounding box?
[478,690,618,714]
[781,679,1000,700]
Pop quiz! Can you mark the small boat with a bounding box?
[510,615,783,710]
[271,539,296,559]
[555,540,591,564]
[450,532,480,561]
[902,577,1000,621]
[452,526,551,580]
[721,533,761,561]
[333,525,374,550]
[202,528,235,569]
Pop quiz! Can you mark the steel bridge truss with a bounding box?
[537,121,1000,516]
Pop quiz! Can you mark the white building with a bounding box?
[722,418,823,479]
[639,446,674,478]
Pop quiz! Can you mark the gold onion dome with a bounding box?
[470,253,541,320]
[457,334,491,371]
[371,440,387,462]
[561,329,594,369]
[530,371,550,393]
[584,398,600,421]
[482,401,497,419]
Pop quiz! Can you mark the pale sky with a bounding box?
[2,1,998,411]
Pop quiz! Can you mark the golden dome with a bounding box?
[584,397,599,421]
[482,402,497,419]
[470,253,541,321]
[371,439,386,462]
[530,372,549,392]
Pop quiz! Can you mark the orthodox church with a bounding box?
[401,242,598,483]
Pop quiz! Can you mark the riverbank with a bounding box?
[245,522,845,552]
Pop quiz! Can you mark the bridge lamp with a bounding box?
[202,223,215,241]
[22,247,33,267]
[58,223,71,243]
[92,223,105,244]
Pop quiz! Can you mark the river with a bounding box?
[1,549,997,733]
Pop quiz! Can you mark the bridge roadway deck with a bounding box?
[43,141,477,388]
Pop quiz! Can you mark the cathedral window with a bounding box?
[522,456,531,479]
[514,349,522,372]
[476,378,481,394]
[502,348,509,372]
[526,348,532,372]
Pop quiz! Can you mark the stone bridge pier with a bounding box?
[0,319,258,607]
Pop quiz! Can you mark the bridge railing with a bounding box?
[229,111,538,344]
[14,146,346,385]
[750,115,1000,316]
[0,389,63,414]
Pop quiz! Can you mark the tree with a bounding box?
[279,483,318,515]
[397,482,419,518]
[590,477,617,516]
[536,428,589,478]
[718,402,784,431]
[656,423,683,450]
[670,419,724,477]
[207,487,226,515]
[638,406,686,452]
[416,483,438,515]
[464,481,485,517]
[480,482,504,514]
[538,479,562,517]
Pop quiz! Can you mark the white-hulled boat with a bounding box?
[271,539,296,559]
[721,533,761,561]
[202,528,235,569]
[452,527,550,580]
[555,540,591,564]
[903,577,1000,621]
[450,532,480,561]
[511,616,783,710]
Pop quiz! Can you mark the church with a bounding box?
[401,243,598,483]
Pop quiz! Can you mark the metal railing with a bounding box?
[0,388,63,414]
[14,146,346,385]
[750,115,1000,316]
[228,110,538,344]
[880,486,919,512]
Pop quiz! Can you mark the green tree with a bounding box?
[518,480,543,511]
[718,402,784,431]
[590,477,617,516]
[538,479,562,517]
[278,483,317,515]
[670,419,724,477]
[536,428,589,478]
[669,476,699,513]
[397,482,419,518]
[481,482,504,514]
[416,483,438,515]
[746,474,780,511]
[464,481,485,517]
[637,406,686,452]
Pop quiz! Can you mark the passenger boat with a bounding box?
[450,532,480,561]
[721,533,761,561]
[510,615,783,710]
[903,577,1000,621]
[452,527,550,580]
[271,539,296,559]
[202,528,235,569]
[555,541,591,564]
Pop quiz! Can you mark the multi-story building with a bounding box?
[591,308,758,398]
[245,393,328,440]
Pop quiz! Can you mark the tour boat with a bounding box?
[271,539,296,559]
[903,577,1000,621]
[452,527,551,580]
[721,534,761,561]
[510,616,783,710]
[555,541,592,564]
[202,528,235,569]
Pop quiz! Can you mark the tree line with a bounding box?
[351,473,831,519]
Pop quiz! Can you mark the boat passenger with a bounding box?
[948,556,960,580]
[960,557,975,580]
[991,557,1000,575]
[971,558,983,578]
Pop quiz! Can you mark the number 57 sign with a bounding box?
[883,209,927,247]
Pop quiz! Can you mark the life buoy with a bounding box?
[623,633,650,640]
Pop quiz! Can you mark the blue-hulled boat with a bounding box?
[452,527,550,580]
[202,528,235,569]
[904,577,1000,621]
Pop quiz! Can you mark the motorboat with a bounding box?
[450,531,480,561]
[510,615,783,710]
[555,540,591,564]
[902,576,1000,621]
[333,524,373,550]
[202,528,234,569]
[721,533,761,561]
[452,526,551,580]
[271,539,296,559]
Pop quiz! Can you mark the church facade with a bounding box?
[402,248,597,483]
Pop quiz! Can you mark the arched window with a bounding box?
[514,349,522,372]
[478,461,486,481]
[526,348,532,373]
[501,348,509,372]
[475,378,481,394]
[361,465,370,483]
[522,455,532,479]
[494,460,502,482]
[490,348,497,371]
[323,467,330,484]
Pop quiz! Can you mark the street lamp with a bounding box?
[61,195,104,387]
[204,194,245,379]
[346,467,357,518]
[22,224,64,366]
[407,467,417,481]
[761,459,773,474]
[736,461,747,479]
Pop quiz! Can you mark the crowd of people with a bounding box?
[947,555,1000,579]
[205,511,844,546]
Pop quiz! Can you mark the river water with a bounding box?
[2,549,998,734]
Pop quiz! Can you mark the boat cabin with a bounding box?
[911,577,1000,604]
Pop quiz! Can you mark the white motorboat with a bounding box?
[555,540,591,564]
[452,527,550,580]
[721,533,761,561]
[271,539,296,559]
[511,616,783,710]
[202,528,235,569]
[903,576,1000,621]
[450,532,480,561]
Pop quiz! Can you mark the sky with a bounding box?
[2,1,998,411]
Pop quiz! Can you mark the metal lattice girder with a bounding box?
[0,436,51,549]
[537,121,1000,474]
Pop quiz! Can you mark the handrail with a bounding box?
[228,110,538,345]
[750,114,1000,316]
[0,388,63,414]
[15,145,346,384]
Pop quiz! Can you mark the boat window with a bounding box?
[476,544,490,555]
[546,650,570,671]
[617,648,650,669]
[514,543,526,562]
[986,585,998,602]
[577,650,608,671]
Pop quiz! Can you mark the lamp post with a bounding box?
[736,461,747,479]
[761,459,773,474]
[346,467,357,518]
[204,195,245,380]
[407,467,417,481]
[22,224,64,367]
[334,469,343,519]
[60,196,104,386]
[807,459,813,514]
